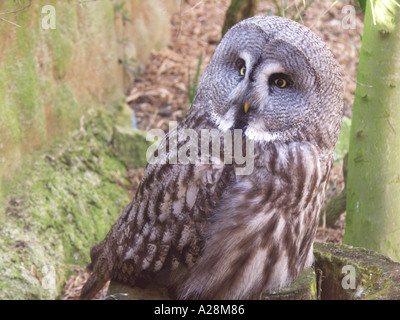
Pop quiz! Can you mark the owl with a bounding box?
[80,16,343,300]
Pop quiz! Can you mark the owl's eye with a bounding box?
[274,78,287,88]
[236,58,246,77]
[269,73,291,88]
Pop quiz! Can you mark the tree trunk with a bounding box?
[221,0,259,36]
[343,1,400,261]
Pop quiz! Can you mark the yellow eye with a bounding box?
[240,66,246,76]
[274,78,287,88]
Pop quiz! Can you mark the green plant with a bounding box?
[118,55,142,81]
[272,0,316,22]
[357,0,366,12]
[114,1,133,23]
[187,51,203,109]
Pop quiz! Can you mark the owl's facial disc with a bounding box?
[195,16,342,154]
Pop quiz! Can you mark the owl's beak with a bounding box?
[244,101,250,113]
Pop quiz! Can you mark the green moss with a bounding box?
[13,54,46,146]
[12,5,44,139]
[52,83,82,134]
[262,267,317,300]
[314,242,400,300]
[0,108,132,299]
[0,0,178,299]
[0,66,23,159]
[48,2,77,80]
[50,34,74,80]
[112,126,154,169]
[87,0,115,33]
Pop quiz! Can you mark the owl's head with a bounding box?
[192,16,343,155]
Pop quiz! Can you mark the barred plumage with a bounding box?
[179,142,326,299]
[80,16,343,300]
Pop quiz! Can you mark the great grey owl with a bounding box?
[80,16,343,300]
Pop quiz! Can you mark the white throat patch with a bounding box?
[211,107,236,132]
[245,123,281,142]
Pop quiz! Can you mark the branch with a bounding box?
[0,16,21,27]
[0,0,33,16]
[0,0,32,27]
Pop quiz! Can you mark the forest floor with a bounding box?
[62,0,364,299]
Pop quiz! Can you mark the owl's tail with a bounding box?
[79,241,112,300]
[79,272,108,300]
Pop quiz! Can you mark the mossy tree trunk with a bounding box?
[221,0,259,36]
[343,1,400,261]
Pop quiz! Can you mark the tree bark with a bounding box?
[221,0,259,36]
[343,1,400,261]
[314,242,400,300]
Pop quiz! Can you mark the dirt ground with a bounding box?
[62,0,364,300]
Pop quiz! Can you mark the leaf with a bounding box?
[187,51,203,108]
[333,116,352,166]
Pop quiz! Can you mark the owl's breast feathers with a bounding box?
[177,141,328,299]
[80,135,329,300]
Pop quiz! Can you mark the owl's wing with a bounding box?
[80,136,234,299]
[178,141,326,299]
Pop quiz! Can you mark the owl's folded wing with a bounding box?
[80,158,234,300]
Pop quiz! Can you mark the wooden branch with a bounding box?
[0,0,33,16]
[0,0,32,27]
[0,16,21,27]
[319,188,346,227]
